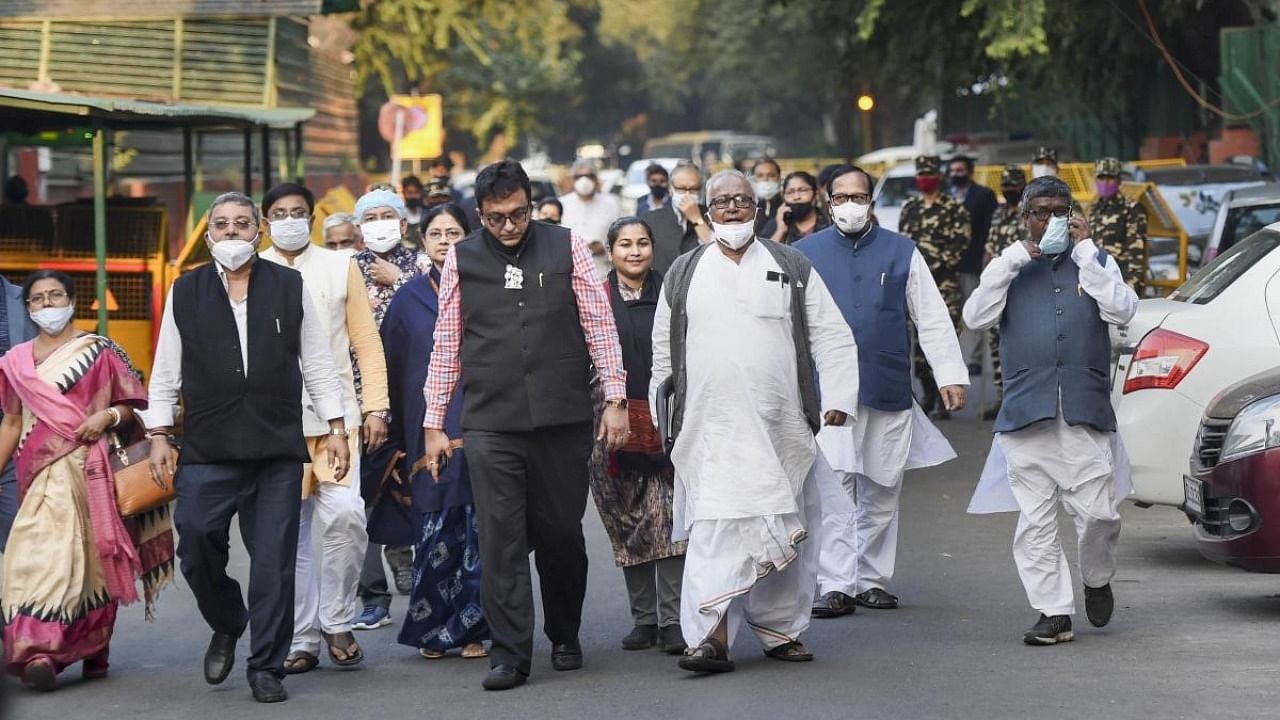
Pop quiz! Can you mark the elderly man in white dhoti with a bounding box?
[650,170,860,674]
[962,175,1137,646]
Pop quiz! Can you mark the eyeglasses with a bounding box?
[709,194,755,210]
[426,228,465,241]
[27,289,69,307]
[830,192,873,206]
[1024,206,1072,222]
[210,218,257,232]
[268,208,311,221]
[482,206,532,229]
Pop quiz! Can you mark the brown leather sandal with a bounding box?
[322,631,365,667]
[284,651,319,674]
[677,637,735,673]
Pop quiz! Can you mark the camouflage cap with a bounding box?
[1095,157,1123,177]
[915,154,942,174]
[1000,164,1027,186]
[1032,146,1058,164]
[426,178,451,198]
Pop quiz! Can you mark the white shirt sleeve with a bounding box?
[962,240,1032,331]
[648,284,673,428]
[137,288,182,429]
[803,270,859,422]
[298,282,346,423]
[907,250,969,389]
[1072,238,1139,325]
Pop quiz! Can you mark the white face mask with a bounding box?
[331,248,357,259]
[1031,163,1057,179]
[712,219,756,250]
[833,201,873,235]
[30,304,75,335]
[269,217,311,252]
[753,179,780,201]
[362,219,402,253]
[210,238,258,271]
[1038,214,1071,254]
[573,176,596,197]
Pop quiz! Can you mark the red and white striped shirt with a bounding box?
[422,232,626,428]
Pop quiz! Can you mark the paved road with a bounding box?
[8,411,1280,719]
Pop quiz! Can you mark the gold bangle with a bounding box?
[107,407,122,428]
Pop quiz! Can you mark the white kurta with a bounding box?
[814,249,968,595]
[960,237,1138,615]
[649,240,860,648]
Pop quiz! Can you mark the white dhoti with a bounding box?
[681,459,823,651]
[292,439,368,654]
[968,413,1127,616]
[815,403,955,596]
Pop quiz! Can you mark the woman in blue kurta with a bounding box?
[383,204,489,660]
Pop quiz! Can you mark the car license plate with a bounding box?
[1183,476,1205,517]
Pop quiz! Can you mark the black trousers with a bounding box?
[464,422,592,674]
[173,460,302,679]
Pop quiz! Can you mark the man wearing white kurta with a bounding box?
[962,176,1138,646]
[650,171,860,673]
[795,166,969,617]
[258,183,391,671]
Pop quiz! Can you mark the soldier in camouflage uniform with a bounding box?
[1088,157,1148,295]
[898,154,971,418]
[979,165,1031,420]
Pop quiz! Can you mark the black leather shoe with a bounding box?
[248,672,287,703]
[621,624,658,650]
[550,640,583,671]
[1084,583,1115,627]
[203,632,236,685]
[482,664,528,691]
[854,588,900,609]
[658,624,687,655]
[812,591,857,618]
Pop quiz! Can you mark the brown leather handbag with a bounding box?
[110,434,176,517]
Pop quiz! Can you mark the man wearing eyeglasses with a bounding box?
[642,161,712,274]
[143,191,351,702]
[258,183,390,676]
[963,175,1138,646]
[422,159,628,691]
[651,170,859,674]
[795,165,968,618]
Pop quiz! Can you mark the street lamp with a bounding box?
[857,93,874,155]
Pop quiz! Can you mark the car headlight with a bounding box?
[1220,394,1280,463]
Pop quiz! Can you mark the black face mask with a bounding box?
[544,217,560,225]
[950,174,971,188]
[788,201,814,221]
[649,183,668,200]
[405,196,422,210]
[1002,189,1022,206]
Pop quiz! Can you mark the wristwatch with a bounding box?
[604,398,629,409]
[329,427,349,437]
[690,217,705,227]
[370,410,391,422]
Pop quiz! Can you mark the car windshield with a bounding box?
[1221,203,1280,255]
[876,176,918,207]
[1169,229,1280,305]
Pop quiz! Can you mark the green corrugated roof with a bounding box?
[0,87,313,129]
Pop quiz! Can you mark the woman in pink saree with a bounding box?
[0,270,173,691]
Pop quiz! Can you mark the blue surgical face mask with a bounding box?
[1039,214,1070,255]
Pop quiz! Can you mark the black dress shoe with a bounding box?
[203,632,237,685]
[248,672,287,703]
[854,588,899,609]
[1084,583,1115,627]
[812,591,857,618]
[621,624,658,650]
[482,665,528,691]
[658,624,687,655]
[550,640,583,671]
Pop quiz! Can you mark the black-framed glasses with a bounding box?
[267,208,311,221]
[1024,206,1071,222]
[709,194,755,210]
[27,289,69,307]
[482,206,532,229]
[426,228,465,241]
[830,192,873,207]
[210,218,257,232]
